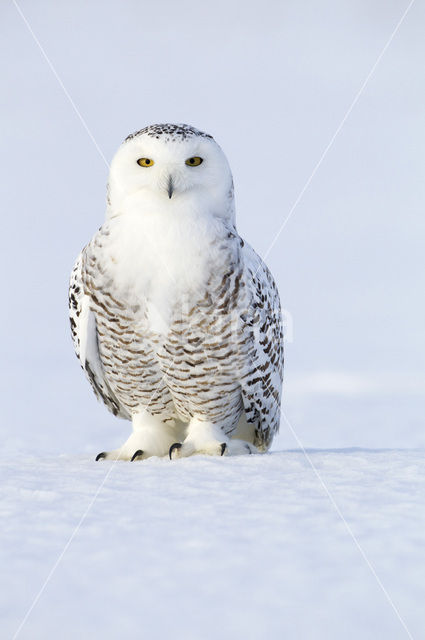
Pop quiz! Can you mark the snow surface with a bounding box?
[2,448,424,639]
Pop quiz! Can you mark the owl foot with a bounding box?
[94,412,181,461]
[95,448,147,461]
[227,439,259,455]
[169,441,227,459]
[168,439,259,459]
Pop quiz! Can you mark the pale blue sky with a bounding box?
[1,0,423,452]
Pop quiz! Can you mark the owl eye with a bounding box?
[137,158,154,167]
[185,157,203,166]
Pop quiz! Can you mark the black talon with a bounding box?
[131,450,144,462]
[95,452,107,461]
[220,443,227,456]
[169,442,182,460]
[245,444,252,454]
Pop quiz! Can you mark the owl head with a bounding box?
[107,124,234,222]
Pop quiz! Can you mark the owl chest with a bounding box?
[93,212,234,308]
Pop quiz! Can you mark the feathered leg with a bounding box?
[96,410,181,461]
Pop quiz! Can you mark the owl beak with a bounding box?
[167,175,174,199]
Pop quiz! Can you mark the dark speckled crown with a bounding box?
[125,123,213,143]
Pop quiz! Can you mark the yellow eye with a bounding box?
[137,158,154,167]
[185,157,203,166]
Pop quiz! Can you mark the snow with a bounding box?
[2,447,424,639]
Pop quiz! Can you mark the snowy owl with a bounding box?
[69,123,283,460]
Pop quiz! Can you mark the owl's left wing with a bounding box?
[239,242,284,450]
[69,251,130,420]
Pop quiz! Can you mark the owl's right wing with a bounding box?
[69,251,130,420]
[239,241,284,451]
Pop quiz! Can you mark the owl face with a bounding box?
[108,124,234,219]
